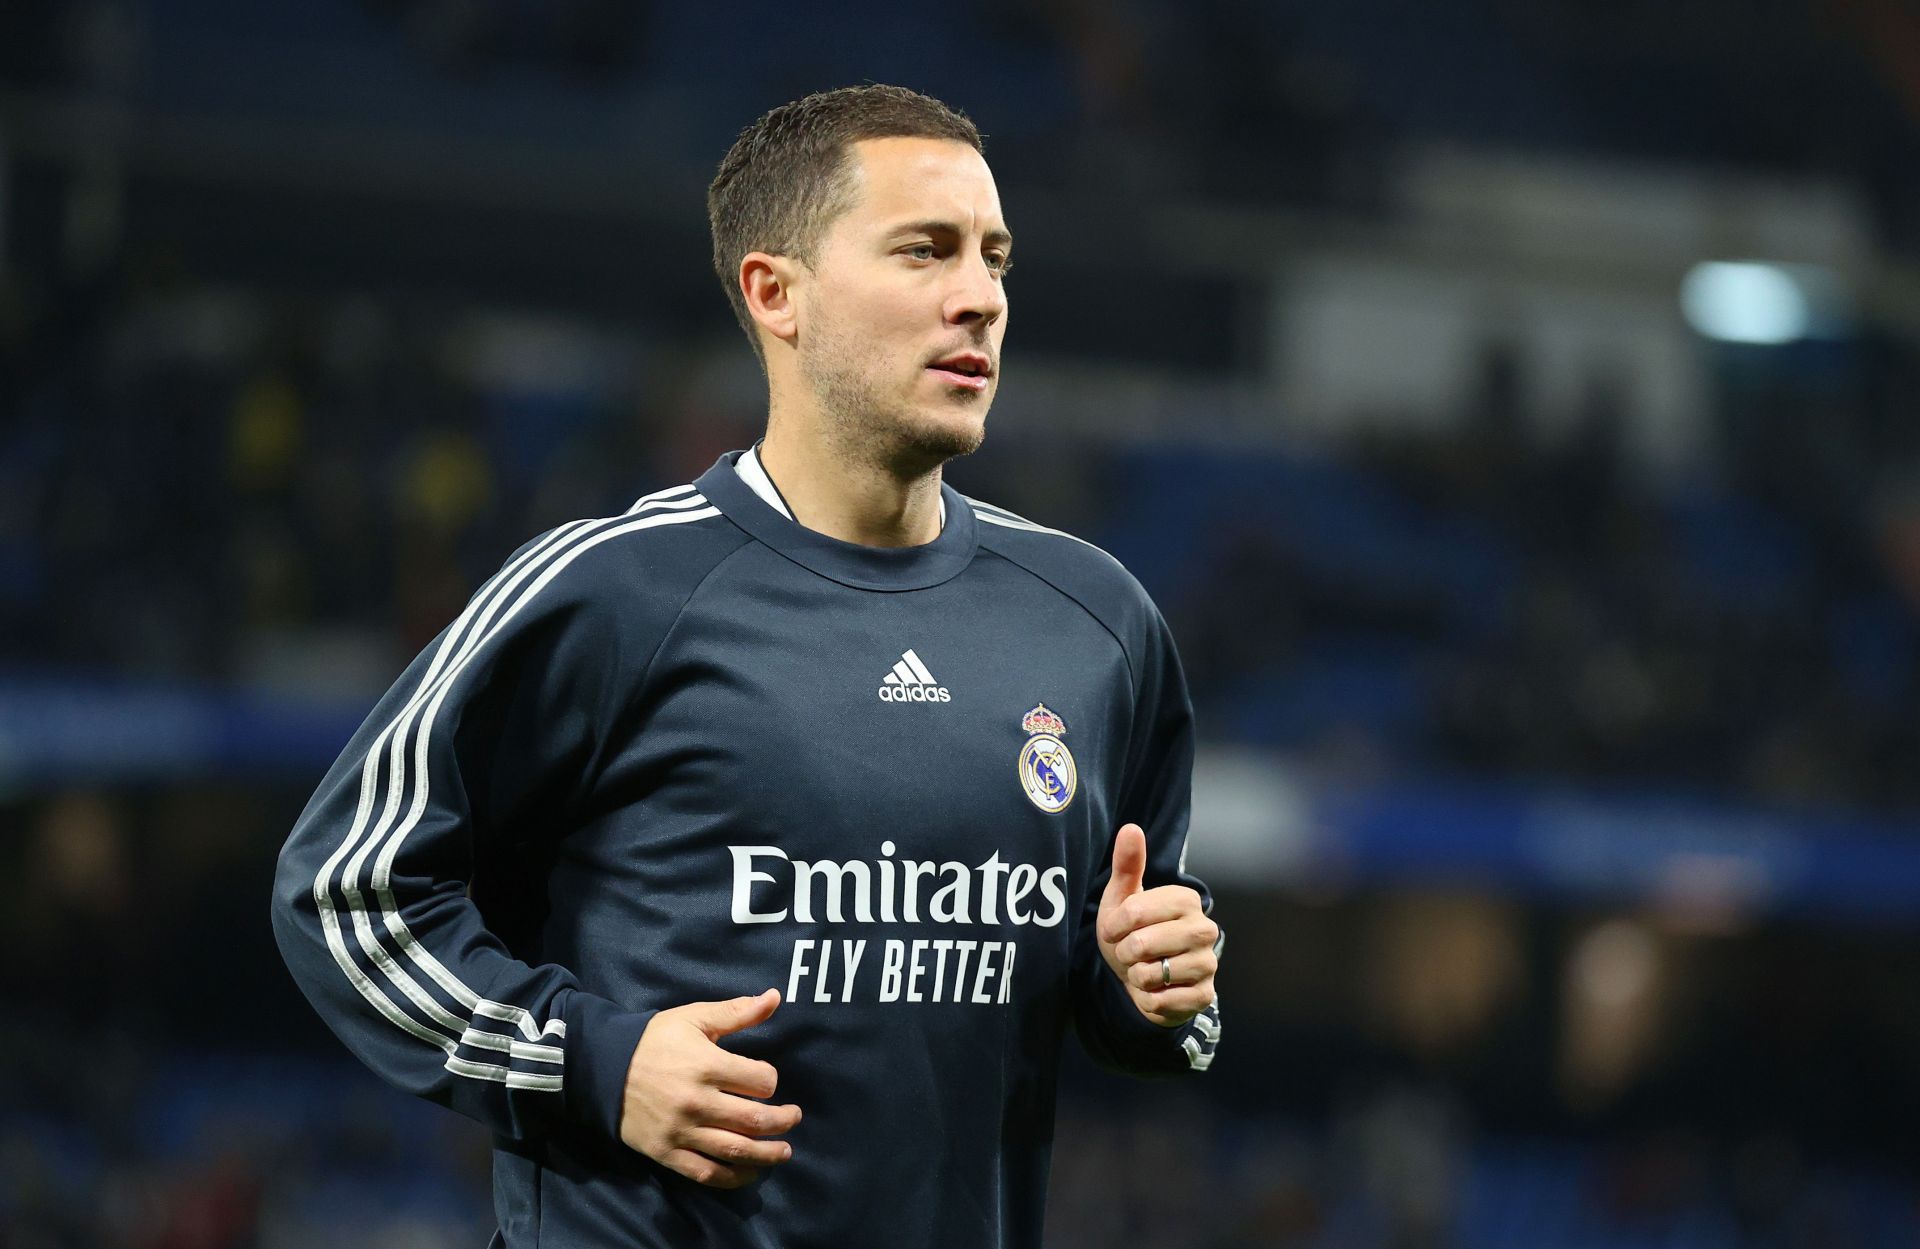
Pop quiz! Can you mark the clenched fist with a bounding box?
[1095,823,1219,1028]
[618,988,802,1188]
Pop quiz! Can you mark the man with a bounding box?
[271,83,1221,1248]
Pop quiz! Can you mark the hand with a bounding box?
[617,988,802,1188]
[1096,823,1219,1028]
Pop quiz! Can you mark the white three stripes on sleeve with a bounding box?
[310,483,718,1091]
[1180,1000,1221,1072]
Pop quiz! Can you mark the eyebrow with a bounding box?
[888,219,1014,250]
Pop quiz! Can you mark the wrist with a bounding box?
[560,991,656,1146]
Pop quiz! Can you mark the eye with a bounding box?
[987,253,1013,278]
[906,243,937,261]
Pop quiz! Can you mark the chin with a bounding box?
[919,406,989,457]
[884,405,987,469]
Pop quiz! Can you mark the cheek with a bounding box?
[844,293,924,357]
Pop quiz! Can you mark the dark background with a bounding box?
[4,1,1920,1246]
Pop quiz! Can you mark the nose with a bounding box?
[945,252,1007,328]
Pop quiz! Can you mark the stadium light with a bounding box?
[1679,260,1835,345]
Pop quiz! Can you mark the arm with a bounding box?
[269,527,652,1147]
[1067,605,1223,1076]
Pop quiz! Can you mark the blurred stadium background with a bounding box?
[6,1,1920,1246]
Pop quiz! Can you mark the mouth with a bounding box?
[927,352,993,392]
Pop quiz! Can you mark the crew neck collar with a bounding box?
[696,450,978,592]
[737,441,946,530]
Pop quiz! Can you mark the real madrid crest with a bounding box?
[1017,703,1077,814]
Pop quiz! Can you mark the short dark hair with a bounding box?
[707,84,983,365]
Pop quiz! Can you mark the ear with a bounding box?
[740,252,802,348]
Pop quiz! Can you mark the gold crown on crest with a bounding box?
[1021,703,1066,736]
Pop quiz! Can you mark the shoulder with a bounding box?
[962,493,1165,649]
[480,481,748,641]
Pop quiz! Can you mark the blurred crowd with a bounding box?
[1,259,706,688]
[1165,339,1920,810]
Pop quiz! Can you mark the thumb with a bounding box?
[1101,823,1149,919]
[685,988,781,1040]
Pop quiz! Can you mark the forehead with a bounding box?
[837,136,1004,233]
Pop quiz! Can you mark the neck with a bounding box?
[757,423,944,548]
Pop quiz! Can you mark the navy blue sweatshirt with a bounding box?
[271,449,1222,1248]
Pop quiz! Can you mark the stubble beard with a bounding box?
[800,310,989,480]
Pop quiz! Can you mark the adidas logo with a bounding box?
[878,649,952,703]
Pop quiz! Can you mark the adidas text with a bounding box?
[879,684,951,703]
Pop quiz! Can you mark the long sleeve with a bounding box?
[1068,604,1223,1076]
[270,528,655,1147]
